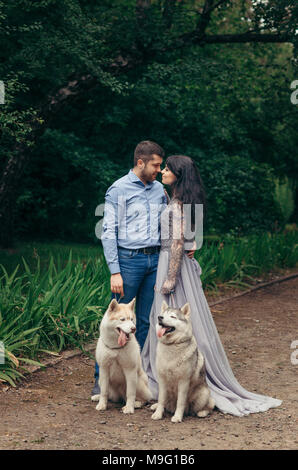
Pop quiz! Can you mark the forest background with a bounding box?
[0,0,297,247]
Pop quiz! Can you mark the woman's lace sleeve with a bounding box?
[161,201,185,295]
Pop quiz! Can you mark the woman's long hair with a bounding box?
[165,155,207,228]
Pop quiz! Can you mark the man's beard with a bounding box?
[141,168,155,182]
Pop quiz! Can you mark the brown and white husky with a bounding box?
[93,298,152,414]
[151,301,215,423]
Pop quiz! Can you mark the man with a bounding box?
[92,140,195,398]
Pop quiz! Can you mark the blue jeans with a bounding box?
[94,247,159,380]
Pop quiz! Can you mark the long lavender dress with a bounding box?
[141,199,282,416]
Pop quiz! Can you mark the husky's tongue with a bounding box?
[118,329,128,347]
[157,326,167,338]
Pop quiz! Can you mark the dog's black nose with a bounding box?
[158,316,163,322]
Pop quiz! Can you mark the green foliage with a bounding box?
[0,0,126,92]
[199,154,284,235]
[0,249,110,386]
[196,229,298,290]
[15,129,122,242]
[0,0,297,242]
[0,75,38,170]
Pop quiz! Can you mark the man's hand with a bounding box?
[111,273,124,297]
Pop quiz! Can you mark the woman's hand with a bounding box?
[161,279,176,295]
[186,249,195,259]
[186,240,196,259]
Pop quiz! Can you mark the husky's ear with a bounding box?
[161,300,168,313]
[128,297,136,311]
[180,302,191,318]
[108,298,118,315]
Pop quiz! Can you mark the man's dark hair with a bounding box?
[134,140,165,166]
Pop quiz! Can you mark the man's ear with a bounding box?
[108,298,118,315]
[137,158,145,170]
[161,300,168,313]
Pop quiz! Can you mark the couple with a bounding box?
[93,140,282,417]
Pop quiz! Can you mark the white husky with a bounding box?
[151,301,215,423]
[92,298,152,414]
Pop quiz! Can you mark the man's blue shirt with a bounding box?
[101,169,167,274]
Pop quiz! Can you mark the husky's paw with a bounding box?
[151,410,163,420]
[150,403,158,411]
[91,394,101,402]
[122,404,135,414]
[171,415,183,423]
[134,401,142,409]
[197,409,209,418]
[96,402,107,411]
[209,398,215,410]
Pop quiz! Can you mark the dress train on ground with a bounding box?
[141,251,282,417]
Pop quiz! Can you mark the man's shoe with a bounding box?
[91,378,100,401]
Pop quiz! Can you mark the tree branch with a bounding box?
[47,75,98,118]
[194,0,230,40]
[195,0,216,38]
[201,32,293,44]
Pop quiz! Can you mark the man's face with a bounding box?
[139,154,163,182]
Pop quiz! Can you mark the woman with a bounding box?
[141,155,282,416]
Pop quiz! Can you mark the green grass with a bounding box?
[196,227,298,290]
[0,245,111,386]
[0,229,297,387]
[0,241,102,275]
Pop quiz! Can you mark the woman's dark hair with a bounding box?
[166,155,207,226]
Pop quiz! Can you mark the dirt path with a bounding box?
[0,272,297,450]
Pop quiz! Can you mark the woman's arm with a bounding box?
[161,201,185,294]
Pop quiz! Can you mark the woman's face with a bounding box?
[161,165,177,185]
